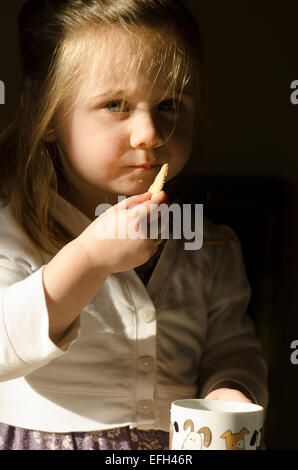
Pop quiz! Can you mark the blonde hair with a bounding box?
[0,0,201,257]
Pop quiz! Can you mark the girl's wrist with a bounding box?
[72,236,112,278]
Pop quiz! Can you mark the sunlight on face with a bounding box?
[54,27,196,214]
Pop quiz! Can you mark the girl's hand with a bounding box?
[205,388,266,450]
[77,191,169,275]
[204,388,253,403]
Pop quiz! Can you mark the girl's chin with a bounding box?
[96,179,150,200]
[119,183,149,197]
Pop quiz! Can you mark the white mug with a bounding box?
[170,399,264,450]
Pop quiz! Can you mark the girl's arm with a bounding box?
[197,226,268,410]
[42,238,110,345]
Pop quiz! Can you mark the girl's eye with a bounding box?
[105,101,129,113]
[159,99,180,112]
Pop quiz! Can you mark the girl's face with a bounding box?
[51,31,196,218]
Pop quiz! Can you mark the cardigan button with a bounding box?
[138,307,156,323]
[137,356,154,373]
[137,400,153,415]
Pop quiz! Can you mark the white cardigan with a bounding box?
[0,193,268,432]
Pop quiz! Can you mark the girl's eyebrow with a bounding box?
[89,88,194,104]
[91,89,127,101]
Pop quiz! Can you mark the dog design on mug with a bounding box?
[220,427,249,450]
[171,419,212,450]
[169,420,212,450]
[170,421,263,450]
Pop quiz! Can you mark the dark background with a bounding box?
[1,0,298,450]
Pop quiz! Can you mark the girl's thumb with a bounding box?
[118,192,152,209]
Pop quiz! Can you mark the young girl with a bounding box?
[0,0,267,450]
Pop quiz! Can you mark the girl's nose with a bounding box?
[130,112,164,149]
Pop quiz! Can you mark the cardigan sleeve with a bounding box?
[0,258,80,382]
[197,226,268,410]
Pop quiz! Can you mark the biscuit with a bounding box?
[148,163,168,196]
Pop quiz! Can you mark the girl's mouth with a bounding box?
[128,164,160,171]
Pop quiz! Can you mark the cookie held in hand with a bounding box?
[148,163,168,196]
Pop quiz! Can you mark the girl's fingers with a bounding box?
[150,190,167,203]
[118,190,167,211]
[116,191,169,241]
[119,192,152,210]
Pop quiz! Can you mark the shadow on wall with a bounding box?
[0,1,26,127]
[183,174,298,450]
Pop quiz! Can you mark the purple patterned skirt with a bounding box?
[0,423,169,450]
[0,242,168,450]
